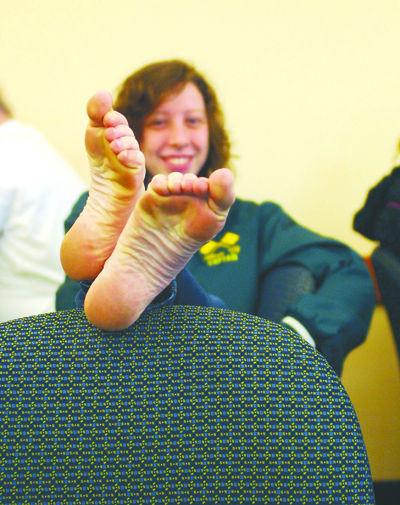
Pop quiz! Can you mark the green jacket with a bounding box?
[56,193,376,375]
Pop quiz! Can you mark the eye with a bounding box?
[146,117,167,128]
[186,117,205,127]
[151,120,165,127]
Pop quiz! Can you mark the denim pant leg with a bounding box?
[174,269,226,308]
[75,268,226,312]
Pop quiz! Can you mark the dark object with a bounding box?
[371,246,400,357]
[373,481,400,505]
[354,166,400,257]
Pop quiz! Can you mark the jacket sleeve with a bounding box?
[353,166,400,240]
[55,191,89,310]
[258,203,376,375]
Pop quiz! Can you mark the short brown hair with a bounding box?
[114,60,232,177]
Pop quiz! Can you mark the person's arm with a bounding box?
[257,203,376,375]
[0,187,13,233]
[353,166,400,240]
[284,248,375,375]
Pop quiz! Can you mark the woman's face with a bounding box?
[140,83,209,177]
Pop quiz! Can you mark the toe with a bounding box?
[103,110,129,128]
[167,172,184,193]
[192,177,209,197]
[104,124,136,143]
[209,168,235,212]
[87,91,113,125]
[110,136,139,154]
[117,149,145,170]
[181,173,197,194]
[149,174,169,195]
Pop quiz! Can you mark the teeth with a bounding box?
[168,158,189,165]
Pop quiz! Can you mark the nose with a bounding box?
[168,119,189,147]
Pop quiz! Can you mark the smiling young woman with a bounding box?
[114,59,232,180]
[57,59,375,376]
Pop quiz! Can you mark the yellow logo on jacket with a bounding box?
[199,232,240,266]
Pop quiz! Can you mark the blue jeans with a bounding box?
[75,268,226,312]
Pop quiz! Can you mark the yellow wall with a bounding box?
[342,306,400,480]
[1,0,399,480]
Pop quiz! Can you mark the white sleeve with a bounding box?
[281,316,316,348]
[0,186,14,232]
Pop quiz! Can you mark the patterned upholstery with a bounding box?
[0,306,375,504]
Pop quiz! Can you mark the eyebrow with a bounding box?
[150,108,206,115]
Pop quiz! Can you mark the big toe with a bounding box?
[209,168,235,212]
[87,91,113,125]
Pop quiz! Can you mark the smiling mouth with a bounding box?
[162,156,193,171]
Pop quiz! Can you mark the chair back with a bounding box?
[0,306,375,504]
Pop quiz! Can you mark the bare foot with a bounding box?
[84,169,235,330]
[60,91,146,280]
